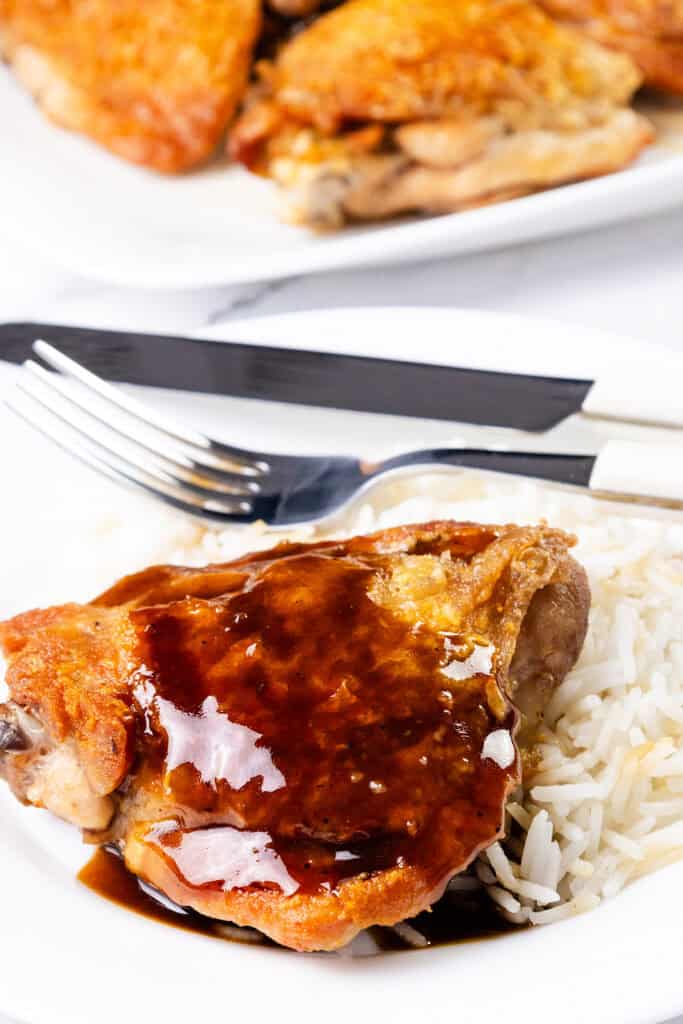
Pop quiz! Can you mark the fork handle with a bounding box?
[380,447,596,487]
[380,441,683,504]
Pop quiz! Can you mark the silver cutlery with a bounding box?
[5,340,683,528]
[3,321,683,432]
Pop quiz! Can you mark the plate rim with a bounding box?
[3,66,683,289]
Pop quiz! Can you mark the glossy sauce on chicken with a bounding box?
[1,521,589,950]
[126,548,517,900]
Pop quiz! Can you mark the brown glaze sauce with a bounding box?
[122,546,516,903]
[79,846,520,952]
[78,847,275,944]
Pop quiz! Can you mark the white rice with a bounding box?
[3,467,683,930]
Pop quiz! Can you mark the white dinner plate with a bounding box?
[3,65,683,289]
[2,308,683,1024]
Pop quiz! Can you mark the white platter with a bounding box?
[3,66,683,289]
[1,308,683,1024]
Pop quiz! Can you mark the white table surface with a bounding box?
[1,205,682,1024]
[2,204,683,350]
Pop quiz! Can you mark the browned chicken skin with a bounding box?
[267,0,326,14]
[230,0,652,226]
[267,0,683,94]
[0,522,589,951]
[536,0,683,95]
[0,0,262,171]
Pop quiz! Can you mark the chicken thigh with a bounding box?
[537,0,683,95]
[0,521,589,951]
[230,0,653,226]
[0,0,261,171]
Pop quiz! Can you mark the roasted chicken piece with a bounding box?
[0,522,589,951]
[230,0,653,227]
[267,0,326,14]
[0,0,261,172]
[537,0,683,95]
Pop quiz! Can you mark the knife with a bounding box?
[0,322,679,432]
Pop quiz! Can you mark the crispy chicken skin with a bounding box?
[230,0,653,227]
[0,0,261,172]
[537,0,683,95]
[267,0,325,14]
[0,522,589,951]
[286,0,683,94]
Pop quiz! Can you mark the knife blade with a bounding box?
[0,321,676,433]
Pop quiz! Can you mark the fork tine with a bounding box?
[5,390,255,523]
[15,374,258,506]
[33,339,271,477]
[23,360,260,497]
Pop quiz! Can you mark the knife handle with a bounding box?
[583,365,683,430]
[589,440,683,504]
[380,442,683,507]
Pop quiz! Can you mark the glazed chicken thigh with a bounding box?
[0,522,589,951]
[230,0,653,226]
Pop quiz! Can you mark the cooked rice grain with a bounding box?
[305,473,683,927]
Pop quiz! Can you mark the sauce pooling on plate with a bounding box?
[79,847,273,944]
[79,846,520,951]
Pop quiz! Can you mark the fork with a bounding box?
[5,340,683,527]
